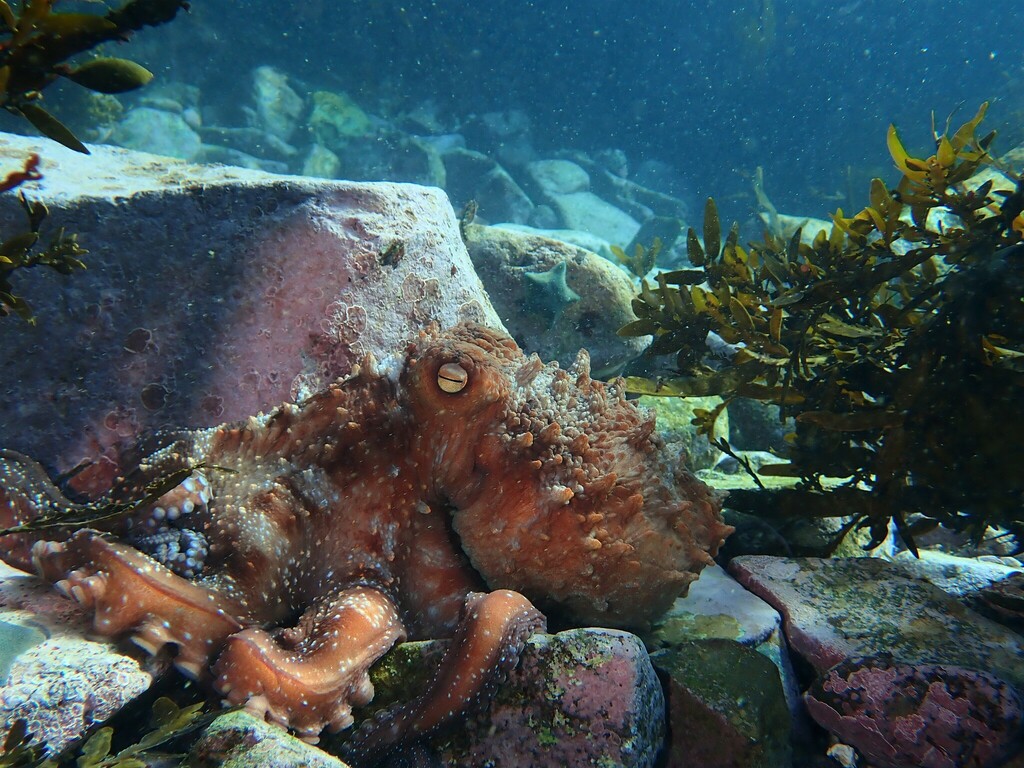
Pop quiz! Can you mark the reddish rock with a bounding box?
[805,656,1023,768]
[342,628,665,768]
[0,133,499,486]
[452,629,664,768]
[729,556,1024,767]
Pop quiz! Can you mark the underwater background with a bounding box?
[0,1,1023,766]
[3,0,1021,227]
[89,0,1024,220]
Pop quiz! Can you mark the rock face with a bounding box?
[0,133,500,483]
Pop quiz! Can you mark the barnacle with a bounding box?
[620,103,1024,554]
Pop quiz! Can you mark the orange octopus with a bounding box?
[0,322,730,764]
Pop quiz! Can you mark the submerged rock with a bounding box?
[464,223,647,376]
[653,639,792,768]
[251,65,305,143]
[729,555,1024,767]
[341,629,664,768]
[110,106,202,160]
[192,711,350,768]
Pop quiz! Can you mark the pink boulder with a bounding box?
[0,133,500,489]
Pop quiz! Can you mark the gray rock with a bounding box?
[199,125,299,160]
[494,222,615,261]
[301,143,341,179]
[197,143,290,173]
[251,65,305,143]
[525,159,590,196]
[442,147,534,223]
[891,549,1023,601]
[337,133,446,187]
[0,562,153,755]
[465,223,647,376]
[549,190,641,247]
[110,107,202,160]
[651,564,781,649]
[192,711,350,768]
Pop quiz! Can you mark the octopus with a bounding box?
[0,322,730,764]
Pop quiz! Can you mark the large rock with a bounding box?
[339,629,665,768]
[0,133,500,483]
[728,556,1024,688]
[729,556,1024,768]
[464,223,647,376]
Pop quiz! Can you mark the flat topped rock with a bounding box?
[0,133,500,480]
[729,555,1024,690]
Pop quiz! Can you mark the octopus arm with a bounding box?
[344,589,545,767]
[31,530,247,678]
[212,585,406,741]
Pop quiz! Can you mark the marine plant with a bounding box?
[620,103,1024,553]
[0,166,86,322]
[0,0,188,153]
[0,696,228,767]
[612,237,663,280]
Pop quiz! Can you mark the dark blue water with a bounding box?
[165,0,1020,226]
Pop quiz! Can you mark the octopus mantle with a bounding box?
[0,322,730,762]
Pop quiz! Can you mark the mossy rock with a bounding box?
[309,91,374,150]
[652,639,792,768]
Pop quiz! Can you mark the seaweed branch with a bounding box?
[620,103,1024,553]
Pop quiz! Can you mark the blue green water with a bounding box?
[162,0,1022,221]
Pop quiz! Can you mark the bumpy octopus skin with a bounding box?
[0,322,730,760]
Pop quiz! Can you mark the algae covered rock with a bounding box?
[465,222,647,376]
[652,639,792,768]
[343,629,665,767]
[308,90,375,150]
[639,394,727,471]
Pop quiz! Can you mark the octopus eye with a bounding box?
[437,362,469,393]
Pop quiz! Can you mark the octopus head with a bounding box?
[400,323,731,630]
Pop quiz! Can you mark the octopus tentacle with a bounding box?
[212,586,406,741]
[30,530,246,679]
[344,589,545,767]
